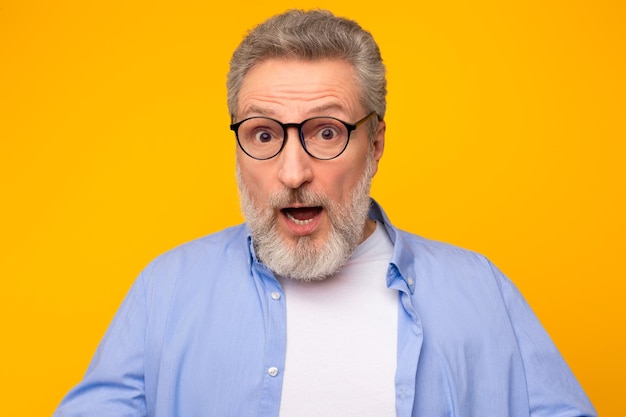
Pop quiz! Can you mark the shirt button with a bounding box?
[271,292,281,300]
[268,367,279,377]
[407,277,414,286]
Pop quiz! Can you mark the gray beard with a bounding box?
[236,157,374,281]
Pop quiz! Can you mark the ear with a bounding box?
[370,119,386,176]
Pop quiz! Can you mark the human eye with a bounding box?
[318,126,340,141]
[310,120,344,142]
[254,129,276,143]
[242,119,281,144]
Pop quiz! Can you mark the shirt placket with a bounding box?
[388,264,423,417]
[251,261,287,417]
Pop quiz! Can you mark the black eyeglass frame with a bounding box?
[230,111,378,160]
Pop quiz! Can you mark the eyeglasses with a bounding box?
[230,112,378,160]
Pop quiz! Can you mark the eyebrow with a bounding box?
[308,103,345,114]
[239,104,273,117]
[239,103,348,120]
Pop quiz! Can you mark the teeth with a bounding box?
[285,211,314,225]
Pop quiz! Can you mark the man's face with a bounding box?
[235,58,385,280]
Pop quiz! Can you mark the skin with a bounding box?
[236,58,386,250]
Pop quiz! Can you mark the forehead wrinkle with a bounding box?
[240,99,353,122]
[236,60,361,120]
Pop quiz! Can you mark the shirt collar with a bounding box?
[368,199,417,294]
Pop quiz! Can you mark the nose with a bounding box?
[277,127,314,189]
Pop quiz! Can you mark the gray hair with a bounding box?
[227,9,386,136]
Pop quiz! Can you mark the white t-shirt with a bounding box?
[278,222,397,417]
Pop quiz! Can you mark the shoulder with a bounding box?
[393,228,495,276]
[139,224,250,283]
[372,201,494,275]
[389,227,513,305]
[155,224,247,260]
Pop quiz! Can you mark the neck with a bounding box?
[359,218,376,244]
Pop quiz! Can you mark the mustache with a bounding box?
[268,187,332,210]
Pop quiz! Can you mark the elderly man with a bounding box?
[54,9,595,417]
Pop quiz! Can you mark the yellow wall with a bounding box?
[1,1,624,415]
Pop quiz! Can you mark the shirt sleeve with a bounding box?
[490,262,597,417]
[53,272,148,417]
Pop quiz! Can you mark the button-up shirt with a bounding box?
[54,201,596,416]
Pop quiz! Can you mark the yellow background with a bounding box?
[1,0,624,415]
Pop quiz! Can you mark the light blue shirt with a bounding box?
[54,201,596,416]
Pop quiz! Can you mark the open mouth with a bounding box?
[281,206,323,225]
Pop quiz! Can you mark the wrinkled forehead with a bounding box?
[236,58,364,118]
